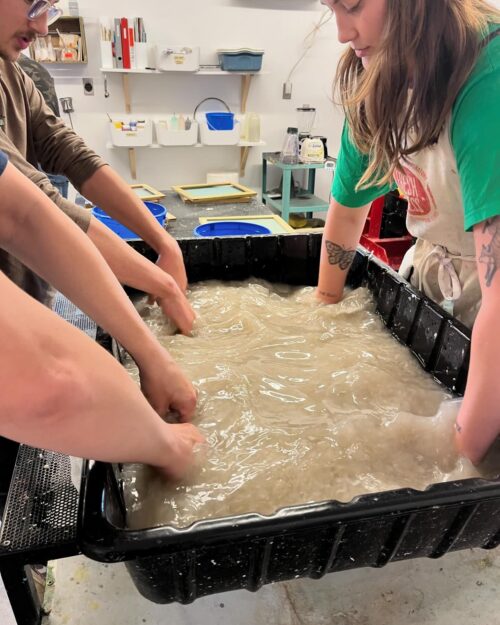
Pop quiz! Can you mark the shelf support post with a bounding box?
[128,147,137,179]
[240,74,253,114]
[240,146,251,178]
[122,74,132,114]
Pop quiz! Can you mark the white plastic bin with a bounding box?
[155,119,198,146]
[155,45,200,72]
[109,116,153,147]
[199,120,240,146]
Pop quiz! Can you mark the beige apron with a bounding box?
[392,116,481,330]
[409,239,481,328]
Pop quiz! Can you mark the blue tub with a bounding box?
[194,221,271,237]
[92,201,167,240]
[205,112,235,131]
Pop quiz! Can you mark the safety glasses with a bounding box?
[27,0,63,26]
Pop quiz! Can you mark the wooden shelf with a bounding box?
[100,68,268,76]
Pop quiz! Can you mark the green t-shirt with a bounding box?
[332,24,500,233]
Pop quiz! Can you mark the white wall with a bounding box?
[51,0,500,199]
[49,0,346,200]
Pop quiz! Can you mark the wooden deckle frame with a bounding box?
[199,214,295,234]
[172,182,257,204]
[130,183,166,202]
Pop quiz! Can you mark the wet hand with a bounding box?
[156,239,188,293]
[148,274,195,335]
[155,423,206,481]
[138,348,197,422]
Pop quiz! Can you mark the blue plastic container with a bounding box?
[205,112,235,131]
[194,221,271,237]
[218,49,264,72]
[92,201,167,240]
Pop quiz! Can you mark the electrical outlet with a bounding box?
[82,77,94,96]
[282,81,292,100]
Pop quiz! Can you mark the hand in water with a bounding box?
[156,240,188,293]
[455,406,500,466]
[156,422,206,480]
[149,276,196,335]
[138,347,197,421]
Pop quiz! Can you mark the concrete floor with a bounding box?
[2,547,500,624]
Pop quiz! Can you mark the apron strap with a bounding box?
[417,245,476,315]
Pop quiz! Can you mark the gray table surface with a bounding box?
[160,190,274,239]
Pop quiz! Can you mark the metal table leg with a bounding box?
[306,168,317,219]
[261,155,268,203]
[1,563,42,625]
[281,169,292,222]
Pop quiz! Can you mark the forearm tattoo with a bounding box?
[479,217,500,287]
[325,240,356,271]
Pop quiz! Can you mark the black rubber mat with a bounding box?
[0,446,78,562]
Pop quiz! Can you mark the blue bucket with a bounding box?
[205,112,234,131]
[194,221,271,237]
[92,201,167,240]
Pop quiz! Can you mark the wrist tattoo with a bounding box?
[318,290,338,299]
[479,217,500,287]
[325,240,356,271]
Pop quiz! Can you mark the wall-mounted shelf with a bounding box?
[100,68,267,75]
[106,141,266,149]
[100,68,266,115]
[106,141,265,179]
[101,67,266,178]
[31,16,87,64]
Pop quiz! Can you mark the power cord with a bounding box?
[283,8,334,98]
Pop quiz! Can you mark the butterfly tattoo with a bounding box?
[325,241,356,271]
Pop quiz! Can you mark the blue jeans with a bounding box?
[47,173,69,199]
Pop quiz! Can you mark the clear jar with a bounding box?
[280,127,299,164]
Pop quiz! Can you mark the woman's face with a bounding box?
[323,0,388,68]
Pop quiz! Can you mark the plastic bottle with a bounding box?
[248,113,260,142]
[280,127,299,164]
[240,114,250,141]
[170,113,179,131]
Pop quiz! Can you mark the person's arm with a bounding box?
[0,161,196,420]
[0,132,194,332]
[0,272,204,479]
[87,217,194,334]
[455,216,500,464]
[21,66,188,293]
[316,198,371,303]
[81,166,188,291]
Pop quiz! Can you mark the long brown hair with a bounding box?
[335,0,500,189]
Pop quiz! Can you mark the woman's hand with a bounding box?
[455,218,500,465]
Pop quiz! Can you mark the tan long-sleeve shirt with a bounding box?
[0,58,106,303]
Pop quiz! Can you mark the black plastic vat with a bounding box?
[80,234,500,604]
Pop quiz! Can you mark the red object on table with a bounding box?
[360,195,413,270]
